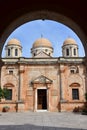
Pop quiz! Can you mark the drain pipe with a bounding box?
[16,63,21,112]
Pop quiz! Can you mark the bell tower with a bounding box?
[62,38,79,57]
[5,39,22,58]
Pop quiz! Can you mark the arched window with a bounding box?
[9,70,13,75]
[8,48,10,56]
[15,49,18,56]
[45,49,48,52]
[66,48,69,56]
[49,53,51,56]
[70,66,79,74]
[34,53,36,56]
[74,48,76,55]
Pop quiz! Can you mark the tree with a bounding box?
[81,92,87,115]
[0,87,3,99]
[85,92,87,101]
[0,87,10,100]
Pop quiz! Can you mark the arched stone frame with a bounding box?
[0,11,87,95]
[69,65,79,74]
[70,83,80,87]
[0,10,87,58]
[3,83,16,101]
[0,10,86,107]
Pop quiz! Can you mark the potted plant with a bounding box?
[2,106,10,112]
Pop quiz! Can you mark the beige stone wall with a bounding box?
[20,64,60,111]
[61,102,84,112]
[0,58,86,112]
[60,64,85,103]
[1,65,19,101]
[0,102,17,112]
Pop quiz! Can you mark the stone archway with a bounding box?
[0,10,87,58]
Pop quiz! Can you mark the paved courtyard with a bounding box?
[0,111,87,130]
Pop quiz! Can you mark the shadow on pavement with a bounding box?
[0,124,86,130]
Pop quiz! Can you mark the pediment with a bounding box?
[31,75,52,84]
[34,51,52,58]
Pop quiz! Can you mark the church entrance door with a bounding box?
[37,89,47,110]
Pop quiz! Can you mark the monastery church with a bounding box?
[0,37,86,112]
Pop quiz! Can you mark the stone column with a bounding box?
[33,84,37,112]
[59,64,63,101]
[47,84,51,111]
[18,65,25,101]
[70,46,72,57]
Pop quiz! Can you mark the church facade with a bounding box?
[0,37,86,112]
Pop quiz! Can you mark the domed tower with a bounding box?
[5,39,22,58]
[31,38,53,57]
[62,38,79,57]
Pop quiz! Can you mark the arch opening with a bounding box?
[0,10,87,58]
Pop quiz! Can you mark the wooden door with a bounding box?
[37,89,47,110]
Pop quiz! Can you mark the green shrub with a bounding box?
[85,93,87,101]
[0,87,10,99]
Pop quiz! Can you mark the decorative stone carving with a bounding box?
[31,75,53,84]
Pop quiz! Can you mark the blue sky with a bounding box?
[2,20,85,57]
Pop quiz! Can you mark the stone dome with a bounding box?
[7,38,21,46]
[63,38,77,46]
[32,38,53,48]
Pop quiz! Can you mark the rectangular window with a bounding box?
[5,89,12,100]
[72,89,79,100]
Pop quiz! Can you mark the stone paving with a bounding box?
[0,111,87,130]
